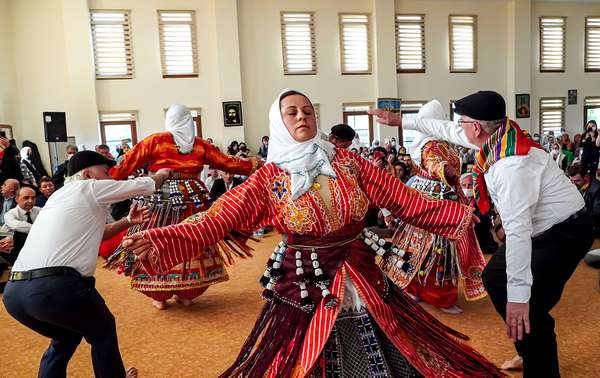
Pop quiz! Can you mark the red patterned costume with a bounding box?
[382,140,487,309]
[108,131,254,302]
[137,149,501,377]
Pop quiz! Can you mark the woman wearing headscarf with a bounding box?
[124,90,501,377]
[381,100,486,315]
[19,146,39,186]
[550,142,568,172]
[106,104,259,310]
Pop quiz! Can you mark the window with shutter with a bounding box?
[339,14,372,74]
[396,15,425,73]
[539,17,566,72]
[158,10,198,78]
[585,17,600,72]
[539,98,565,135]
[449,15,477,73]
[90,10,134,79]
[280,12,316,75]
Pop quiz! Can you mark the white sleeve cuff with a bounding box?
[507,284,531,303]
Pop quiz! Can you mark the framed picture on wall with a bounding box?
[568,89,577,105]
[0,124,13,139]
[223,101,243,127]
[515,94,530,119]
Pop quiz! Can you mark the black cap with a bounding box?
[454,91,506,121]
[330,124,356,141]
[67,150,116,176]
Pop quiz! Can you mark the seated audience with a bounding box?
[203,167,219,192]
[328,124,356,149]
[19,147,38,186]
[569,163,600,236]
[96,144,114,160]
[35,177,55,207]
[209,171,243,201]
[550,142,568,172]
[0,179,19,226]
[3,186,39,260]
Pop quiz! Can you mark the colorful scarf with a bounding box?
[473,118,542,214]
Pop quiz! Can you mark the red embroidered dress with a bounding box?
[382,141,487,308]
[137,149,501,377]
[108,132,254,301]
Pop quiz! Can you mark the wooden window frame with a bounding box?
[339,13,372,75]
[342,104,374,144]
[99,120,138,146]
[90,9,134,80]
[449,15,477,73]
[539,97,566,134]
[157,10,199,78]
[585,16,600,72]
[396,14,426,74]
[280,11,317,75]
[539,16,566,73]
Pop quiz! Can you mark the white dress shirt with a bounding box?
[12,177,155,276]
[3,205,41,233]
[404,117,585,303]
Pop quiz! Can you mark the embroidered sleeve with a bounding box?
[110,137,153,180]
[139,167,271,274]
[355,153,472,240]
[204,141,254,176]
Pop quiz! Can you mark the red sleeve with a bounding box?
[354,153,472,240]
[110,138,153,180]
[203,141,254,176]
[140,167,271,274]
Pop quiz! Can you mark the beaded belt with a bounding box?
[409,176,457,200]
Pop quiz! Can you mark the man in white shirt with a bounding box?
[3,186,39,261]
[370,91,593,378]
[2,151,171,378]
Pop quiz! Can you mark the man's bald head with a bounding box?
[16,186,36,211]
[1,179,20,198]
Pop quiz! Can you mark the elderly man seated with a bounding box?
[3,186,40,260]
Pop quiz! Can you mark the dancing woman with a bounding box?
[124,90,502,377]
[107,104,258,310]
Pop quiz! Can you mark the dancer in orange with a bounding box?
[380,100,486,314]
[107,104,258,310]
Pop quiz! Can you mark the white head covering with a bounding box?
[267,89,336,199]
[165,104,195,154]
[409,100,446,164]
[20,147,31,161]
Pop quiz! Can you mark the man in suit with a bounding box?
[209,171,243,201]
[0,178,19,226]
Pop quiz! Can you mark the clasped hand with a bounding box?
[122,233,152,261]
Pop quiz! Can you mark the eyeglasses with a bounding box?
[457,119,477,127]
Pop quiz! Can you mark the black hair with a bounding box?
[279,90,313,110]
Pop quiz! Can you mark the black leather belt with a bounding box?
[9,266,81,281]
[568,208,587,221]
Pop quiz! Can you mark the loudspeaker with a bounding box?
[43,112,67,142]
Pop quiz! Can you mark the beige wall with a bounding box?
[531,2,600,136]
[395,0,510,120]
[239,0,377,148]
[0,0,16,126]
[2,0,600,166]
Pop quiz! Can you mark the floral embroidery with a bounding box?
[272,180,289,200]
[284,201,315,234]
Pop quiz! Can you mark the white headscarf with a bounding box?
[409,100,446,164]
[20,147,31,161]
[165,104,195,154]
[267,89,336,199]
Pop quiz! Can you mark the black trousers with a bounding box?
[2,271,126,378]
[482,211,594,378]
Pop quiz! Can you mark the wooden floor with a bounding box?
[1,233,599,377]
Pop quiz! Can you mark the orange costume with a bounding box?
[382,140,487,309]
[107,131,255,301]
